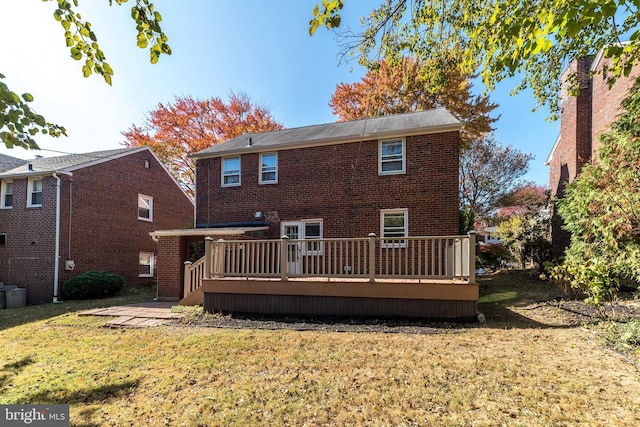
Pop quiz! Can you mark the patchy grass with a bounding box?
[1,274,640,426]
[0,286,156,330]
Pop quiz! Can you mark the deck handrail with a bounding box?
[182,232,477,296]
[183,256,206,298]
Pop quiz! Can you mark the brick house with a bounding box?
[0,147,193,303]
[153,109,479,320]
[192,109,461,240]
[546,51,640,253]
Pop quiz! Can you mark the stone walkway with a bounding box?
[80,301,183,328]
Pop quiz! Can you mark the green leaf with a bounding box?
[70,48,82,60]
[21,93,34,102]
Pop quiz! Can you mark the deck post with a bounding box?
[204,237,214,278]
[467,230,477,284]
[183,261,192,298]
[280,235,289,281]
[368,233,377,282]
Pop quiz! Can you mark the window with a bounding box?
[1,180,13,208]
[222,156,241,187]
[0,233,6,245]
[303,220,323,254]
[139,252,155,277]
[259,152,278,184]
[281,219,324,255]
[381,209,408,248]
[27,177,42,207]
[138,194,153,221]
[379,138,406,175]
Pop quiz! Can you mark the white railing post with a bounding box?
[280,235,289,281]
[467,230,477,283]
[368,233,377,282]
[204,237,214,278]
[183,261,192,298]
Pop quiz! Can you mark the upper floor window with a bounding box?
[27,177,42,208]
[381,208,408,248]
[138,194,153,222]
[259,152,278,184]
[222,156,241,187]
[1,180,13,209]
[379,138,406,175]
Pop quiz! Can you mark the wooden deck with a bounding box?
[202,277,478,321]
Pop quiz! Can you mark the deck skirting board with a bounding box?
[203,293,477,321]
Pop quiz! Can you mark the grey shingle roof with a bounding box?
[0,153,27,172]
[192,109,461,158]
[0,147,144,177]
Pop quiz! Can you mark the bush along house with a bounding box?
[0,147,193,303]
[152,109,479,320]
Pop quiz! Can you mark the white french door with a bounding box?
[281,222,302,274]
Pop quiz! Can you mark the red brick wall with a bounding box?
[195,132,460,239]
[591,56,640,157]
[156,235,185,301]
[0,177,57,303]
[550,57,593,199]
[550,56,640,255]
[0,149,193,303]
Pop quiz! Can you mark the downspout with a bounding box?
[52,171,72,303]
[53,173,62,303]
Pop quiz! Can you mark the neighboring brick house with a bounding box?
[546,52,640,253]
[0,147,193,303]
[192,109,461,240]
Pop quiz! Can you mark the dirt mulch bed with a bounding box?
[175,312,476,334]
[174,298,640,333]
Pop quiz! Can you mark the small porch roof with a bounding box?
[149,226,269,241]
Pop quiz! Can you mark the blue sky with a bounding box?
[0,0,557,185]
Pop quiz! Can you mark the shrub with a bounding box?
[62,271,125,300]
[477,243,510,270]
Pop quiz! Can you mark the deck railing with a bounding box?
[183,232,476,298]
[183,256,206,299]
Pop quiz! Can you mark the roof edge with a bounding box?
[191,122,462,159]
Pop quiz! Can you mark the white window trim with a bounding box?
[302,219,323,255]
[139,252,155,277]
[259,152,278,184]
[378,137,406,175]
[138,194,154,222]
[380,208,408,248]
[27,177,43,208]
[222,156,241,187]
[1,180,13,209]
[281,219,324,255]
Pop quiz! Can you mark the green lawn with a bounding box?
[1,275,639,426]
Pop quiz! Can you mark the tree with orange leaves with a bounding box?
[123,92,282,196]
[329,57,497,146]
